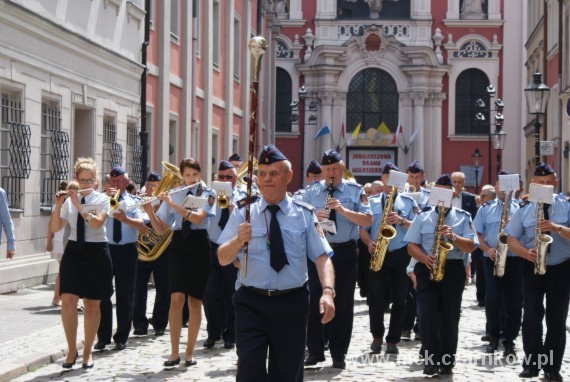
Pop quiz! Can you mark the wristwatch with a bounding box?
[557,225,563,234]
[323,286,336,298]
[400,217,405,225]
[450,233,457,242]
[84,213,93,222]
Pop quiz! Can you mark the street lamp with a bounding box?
[524,72,551,165]
[475,86,505,184]
[471,148,483,194]
[491,124,507,176]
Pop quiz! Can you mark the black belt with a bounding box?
[242,284,305,297]
[329,240,356,249]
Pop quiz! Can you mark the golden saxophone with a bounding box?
[430,204,454,282]
[370,186,397,271]
[533,201,553,275]
[493,191,512,277]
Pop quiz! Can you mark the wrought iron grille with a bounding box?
[40,102,70,207]
[103,118,123,174]
[127,124,142,184]
[1,91,25,208]
[455,69,490,135]
[275,68,293,133]
[1,123,31,208]
[346,68,398,135]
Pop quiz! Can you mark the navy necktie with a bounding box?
[267,205,288,272]
[113,194,123,243]
[182,190,193,238]
[543,203,551,253]
[328,187,337,234]
[218,207,230,230]
[77,196,86,250]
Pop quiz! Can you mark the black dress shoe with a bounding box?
[185,359,197,367]
[203,337,216,349]
[304,354,325,366]
[519,369,539,378]
[503,343,516,359]
[224,341,235,349]
[133,328,148,336]
[439,367,453,375]
[481,334,491,342]
[82,362,94,369]
[94,340,109,351]
[332,358,346,369]
[155,329,165,336]
[163,357,181,367]
[485,337,499,353]
[114,342,127,351]
[386,342,399,354]
[544,371,563,381]
[423,365,438,375]
[62,352,78,369]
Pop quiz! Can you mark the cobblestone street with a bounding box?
[1,282,569,381]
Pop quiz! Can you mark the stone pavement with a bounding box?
[1,281,569,381]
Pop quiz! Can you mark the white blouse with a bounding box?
[60,190,110,243]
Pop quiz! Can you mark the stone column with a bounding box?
[318,92,334,156]
[289,0,303,20]
[411,92,428,172]
[428,93,446,177]
[399,93,414,166]
[157,0,171,163]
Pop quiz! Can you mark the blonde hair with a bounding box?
[74,157,97,178]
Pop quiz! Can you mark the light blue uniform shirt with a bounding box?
[207,185,247,242]
[105,192,146,244]
[365,192,418,251]
[404,206,479,266]
[217,195,333,290]
[301,180,371,243]
[0,187,15,251]
[419,188,430,209]
[156,182,216,230]
[504,193,570,266]
[473,198,519,257]
[60,190,110,242]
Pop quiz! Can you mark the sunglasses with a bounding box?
[218,175,236,180]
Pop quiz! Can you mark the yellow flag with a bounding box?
[352,122,361,140]
[377,122,391,135]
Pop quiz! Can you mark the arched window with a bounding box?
[455,69,490,135]
[275,68,292,133]
[346,68,398,134]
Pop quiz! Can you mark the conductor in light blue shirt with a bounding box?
[0,187,15,259]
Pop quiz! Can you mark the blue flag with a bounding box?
[314,124,331,139]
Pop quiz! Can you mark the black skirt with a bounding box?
[59,241,113,300]
[169,230,211,299]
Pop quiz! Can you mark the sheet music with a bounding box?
[528,184,554,204]
[498,174,519,192]
[427,187,454,209]
[182,195,208,210]
[80,204,105,215]
[403,192,421,204]
[320,219,337,234]
[212,181,232,195]
[387,170,408,190]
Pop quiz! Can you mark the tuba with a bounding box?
[370,186,397,271]
[430,204,454,282]
[533,201,553,275]
[137,161,183,262]
[494,191,512,277]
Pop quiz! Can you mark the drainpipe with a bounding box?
[191,0,198,158]
[140,0,150,183]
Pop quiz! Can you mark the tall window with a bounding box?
[102,116,122,175]
[1,89,28,208]
[213,0,220,67]
[233,15,241,80]
[40,100,69,207]
[346,68,398,134]
[275,68,293,133]
[170,0,179,38]
[126,122,142,185]
[455,69,490,135]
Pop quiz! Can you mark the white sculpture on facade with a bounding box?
[460,0,486,20]
[362,0,399,20]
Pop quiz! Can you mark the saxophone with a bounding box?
[430,204,454,282]
[493,191,512,277]
[534,201,553,275]
[370,186,397,271]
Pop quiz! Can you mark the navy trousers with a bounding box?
[520,259,570,373]
[98,243,138,344]
[132,249,170,331]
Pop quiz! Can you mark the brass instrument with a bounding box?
[404,183,417,193]
[137,161,183,262]
[109,189,121,210]
[494,191,512,277]
[56,188,93,196]
[370,186,397,271]
[430,203,454,282]
[217,191,230,209]
[533,201,553,275]
[343,168,356,182]
[236,158,258,186]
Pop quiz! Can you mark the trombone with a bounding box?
[129,183,199,211]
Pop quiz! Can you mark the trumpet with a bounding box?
[129,183,199,210]
[109,189,121,210]
[56,188,93,196]
[217,191,230,209]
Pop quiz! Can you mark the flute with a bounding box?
[129,183,199,210]
[56,188,93,196]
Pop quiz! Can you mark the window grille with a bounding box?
[103,117,123,175]
[275,68,293,133]
[40,101,69,207]
[126,123,142,184]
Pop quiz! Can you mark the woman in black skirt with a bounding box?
[49,157,112,369]
[143,158,215,366]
